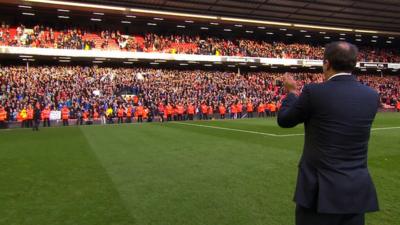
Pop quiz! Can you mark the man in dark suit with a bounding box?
[278,41,379,225]
[33,103,41,131]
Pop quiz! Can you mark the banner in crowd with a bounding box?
[301,59,323,67]
[359,63,388,69]
[50,111,61,120]
[388,63,400,69]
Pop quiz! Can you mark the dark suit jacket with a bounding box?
[33,108,41,120]
[278,74,379,214]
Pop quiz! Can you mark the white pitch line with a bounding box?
[173,123,400,137]
[173,122,304,137]
[0,121,399,135]
[371,126,400,131]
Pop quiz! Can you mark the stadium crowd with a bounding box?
[0,24,96,50]
[0,66,399,128]
[1,23,400,62]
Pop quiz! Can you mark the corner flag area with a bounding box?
[1,113,399,225]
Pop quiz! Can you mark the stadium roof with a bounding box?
[3,0,400,35]
[54,0,400,33]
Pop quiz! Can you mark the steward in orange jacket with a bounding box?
[187,104,195,121]
[61,106,70,126]
[166,104,173,121]
[143,107,149,121]
[42,106,51,127]
[126,105,133,123]
[397,101,400,112]
[265,103,272,117]
[236,102,243,118]
[136,105,144,123]
[93,110,99,120]
[83,110,89,120]
[117,106,125,124]
[27,105,34,128]
[207,106,213,119]
[173,106,179,121]
[269,102,277,117]
[158,103,165,122]
[230,104,237,119]
[177,104,185,121]
[219,104,226,119]
[247,102,254,118]
[201,103,208,120]
[258,103,265,117]
[0,106,7,129]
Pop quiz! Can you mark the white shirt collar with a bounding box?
[328,72,352,81]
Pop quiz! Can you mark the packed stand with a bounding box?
[359,75,400,107]
[1,23,400,62]
[0,66,399,128]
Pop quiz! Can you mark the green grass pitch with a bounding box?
[0,113,399,225]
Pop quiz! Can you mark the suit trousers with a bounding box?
[296,205,365,225]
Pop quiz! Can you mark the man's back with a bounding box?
[302,75,379,171]
[278,74,380,214]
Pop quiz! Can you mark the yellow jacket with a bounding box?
[106,108,113,117]
[20,109,27,120]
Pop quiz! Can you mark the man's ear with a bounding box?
[324,60,331,71]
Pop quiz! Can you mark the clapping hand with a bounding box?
[282,73,298,95]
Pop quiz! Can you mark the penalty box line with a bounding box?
[173,122,400,137]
